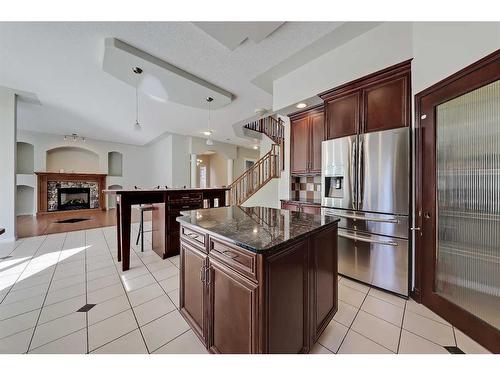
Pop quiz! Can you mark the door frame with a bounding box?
[414,49,500,353]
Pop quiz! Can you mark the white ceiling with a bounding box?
[0,22,364,147]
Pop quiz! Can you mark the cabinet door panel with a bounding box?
[310,111,325,173]
[281,202,300,212]
[291,117,310,174]
[208,259,258,354]
[310,226,338,340]
[363,75,409,132]
[180,242,207,345]
[301,204,321,215]
[266,240,309,353]
[325,92,359,139]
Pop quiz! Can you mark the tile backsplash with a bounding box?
[291,175,322,199]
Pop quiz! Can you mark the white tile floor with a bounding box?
[0,221,491,354]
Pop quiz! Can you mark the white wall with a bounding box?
[46,146,100,173]
[233,147,260,178]
[0,89,17,242]
[242,178,280,209]
[208,153,228,187]
[273,23,413,111]
[16,185,34,215]
[148,133,173,187]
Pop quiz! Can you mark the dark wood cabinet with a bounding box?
[265,240,310,353]
[310,226,338,340]
[207,259,258,354]
[281,201,300,212]
[179,220,338,354]
[179,241,208,345]
[310,111,325,173]
[363,75,409,133]
[290,116,309,174]
[290,105,325,175]
[320,60,411,139]
[281,200,321,215]
[325,92,360,139]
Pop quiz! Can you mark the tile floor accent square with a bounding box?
[77,303,96,312]
[444,346,465,354]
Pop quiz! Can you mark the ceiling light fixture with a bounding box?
[205,97,214,146]
[132,66,143,74]
[64,133,86,142]
[296,102,307,109]
[253,145,259,150]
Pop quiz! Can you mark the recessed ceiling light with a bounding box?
[132,67,143,74]
[253,145,259,150]
[296,102,307,109]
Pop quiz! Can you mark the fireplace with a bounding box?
[57,187,91,211]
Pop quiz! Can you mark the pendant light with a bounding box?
[205,97,214,146]
[133,66,143,131]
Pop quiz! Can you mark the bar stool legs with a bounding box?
[135,209,145,252]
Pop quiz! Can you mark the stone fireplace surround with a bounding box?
[35,172,107,214]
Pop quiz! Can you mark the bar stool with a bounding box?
[134,186,156,252]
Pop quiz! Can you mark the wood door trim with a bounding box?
[414,49,500,353]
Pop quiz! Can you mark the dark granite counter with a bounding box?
[177,206,339,253]
[281,198,322,206]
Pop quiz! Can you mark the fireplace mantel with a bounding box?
[35,172,107,214]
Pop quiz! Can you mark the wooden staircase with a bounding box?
[229,116,285,206]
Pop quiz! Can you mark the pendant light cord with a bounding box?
[136,87,139,124]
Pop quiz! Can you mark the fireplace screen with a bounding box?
[57,187,91,210]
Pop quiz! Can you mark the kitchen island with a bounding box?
[177,206,339,354]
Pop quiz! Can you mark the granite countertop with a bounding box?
[177,206,339,253]
[281,198,322,206]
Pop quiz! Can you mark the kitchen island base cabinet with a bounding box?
[179,221,338,354]
[179,242,207,346]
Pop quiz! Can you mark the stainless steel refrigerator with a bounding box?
[321,127,410,296]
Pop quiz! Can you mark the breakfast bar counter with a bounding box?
[176,206,339,353]
[103,187,229,271]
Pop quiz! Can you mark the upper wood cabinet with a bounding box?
[289,105,325,175]
[325,92,360,139]
[320,60,411,139]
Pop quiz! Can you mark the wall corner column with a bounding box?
[0,88,17,242]
[190,154,198,188]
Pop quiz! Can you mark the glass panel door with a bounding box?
[435,79,500,330]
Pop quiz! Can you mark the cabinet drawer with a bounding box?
[301,204,321,215]
[209,237,257,281]
[168,192,203,202]
[181,226,207,250]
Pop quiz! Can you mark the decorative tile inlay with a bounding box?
[291,175,322,200]
[77,304,96,312]
[47,181,99,211]
[444,346,465,354]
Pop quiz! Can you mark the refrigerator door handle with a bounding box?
[334,212,400,224]
[350,137,357,209]
[358,137,364,210]
[338,232,399,247]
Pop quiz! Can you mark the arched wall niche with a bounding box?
[46,146,100,173]
[108,151,123,177]
[16,185,34,215]
[17,142,34,174]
